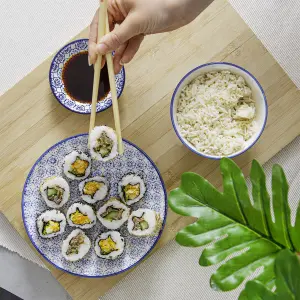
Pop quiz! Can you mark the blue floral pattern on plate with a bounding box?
[22,134,167,277]
[49,39,125,114]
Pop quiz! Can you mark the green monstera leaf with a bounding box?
[168,158,300,292]
[239,249,300,299]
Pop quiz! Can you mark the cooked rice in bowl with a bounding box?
[176,70,258,157]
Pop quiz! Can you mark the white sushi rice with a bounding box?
[78,176,109,204]
[128,209,161,237]
[63,151,91,180]
[89,126,118,162]
[176,71,257,157]
[118,174,146,205]
[66,203,96,229]
[40,176,70,208]
[61,229,91,262]
[37,210,66,238]
[97,198,130,230]
[94,231,125,259]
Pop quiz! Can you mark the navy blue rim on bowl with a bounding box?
[170,62,268,160]
[22,134,167,278]
[49,38,126,115]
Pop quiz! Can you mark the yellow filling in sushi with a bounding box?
[99,236,118,255]
[123,184,140,201]
[70,208,91,225]
[69,157,89,177]
[83,181,103,197]
[42,220,60,235]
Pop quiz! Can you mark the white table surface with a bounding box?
[1,1,299,300]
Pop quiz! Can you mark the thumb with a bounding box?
[96,13,140,55]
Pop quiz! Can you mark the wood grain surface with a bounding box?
[1,1,300,299]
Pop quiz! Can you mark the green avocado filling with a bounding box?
[93,132,113,158]
[42,220,61,236]
[46,186,64,204]
[68,156,89,177]
[101,206,124,221]
[132,213,149,231]
[66,233,85,255]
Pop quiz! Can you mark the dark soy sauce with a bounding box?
[62,51,110,103]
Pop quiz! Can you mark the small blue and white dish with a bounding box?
[49,39,125,114]
[22,134,167,277]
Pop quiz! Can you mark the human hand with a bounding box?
[88,0,214,73]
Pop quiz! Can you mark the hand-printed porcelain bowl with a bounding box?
[170,62,267,160]
[49,39,125,114]
[22,134,167,277]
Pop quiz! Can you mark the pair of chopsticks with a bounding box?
[89,0,124,155]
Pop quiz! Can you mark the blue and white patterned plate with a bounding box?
[22,134,167,277]
[49,39,125,114]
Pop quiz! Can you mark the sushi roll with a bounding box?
[94,231,124,259]
[89,126,118,161]
[118,174,146,205]
[78,176,109,204]
[67,203,96,229]
[37,210,66,238]
[97,197,130,230]
[63,151,91,180]
[128,209,162,237]
[40,176,70,208]
[62,229,91,262]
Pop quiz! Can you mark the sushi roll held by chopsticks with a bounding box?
[88,0,124,155]
[89,126,118,161]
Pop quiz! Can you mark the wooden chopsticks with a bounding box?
[89,0,124,155]
[89,0,107,142]
[105,15,124,155]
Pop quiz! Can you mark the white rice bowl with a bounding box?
[118,174,146,205]
[128,209,161,237]
[62,229,91,262]
[37,210,66,238]
[63,151,91,180]
[66,203,96,229]
[40,176,70,208]
[89,126,118,162]
[171,64,268,159]
[97,198,130,230]
[78,176,109,204]
[94,231,125,259]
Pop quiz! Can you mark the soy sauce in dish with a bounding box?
[62,51,110,103]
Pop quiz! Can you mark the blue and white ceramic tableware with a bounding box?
[22,134,167,277]
[49,39,125,114]
[170,62,268,160]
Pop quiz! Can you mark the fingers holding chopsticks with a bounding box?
[88,2,116,67]
[88,1,143,74]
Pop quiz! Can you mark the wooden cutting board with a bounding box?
[1,0,300,299]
